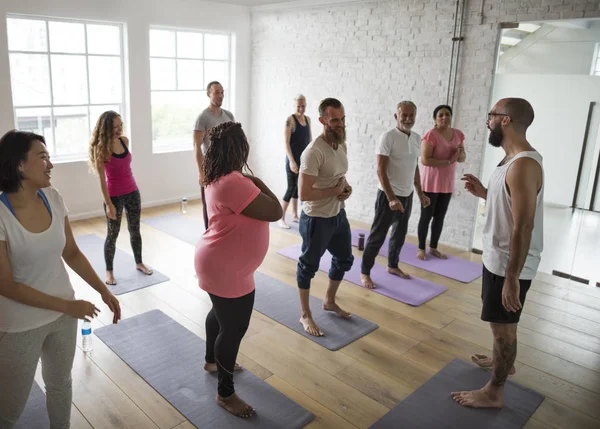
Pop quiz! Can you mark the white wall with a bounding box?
[0,0,251,219]
[482,74,600,207]
[250,0,600,251]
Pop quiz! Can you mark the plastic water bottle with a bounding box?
[181,197,188,214]
[81,320,93,352]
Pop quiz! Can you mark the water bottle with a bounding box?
[358,233,365,251]
[81,320,93,352]
[181,197,188,214]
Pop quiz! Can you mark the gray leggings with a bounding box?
[0,314,77,429]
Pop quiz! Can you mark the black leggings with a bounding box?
[282,158,299,202]
[205,289,255,398]
[417,192,452,250]
[103,189,143,271]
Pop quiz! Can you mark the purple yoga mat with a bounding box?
[277,244,447,306]
[352,229,482,283]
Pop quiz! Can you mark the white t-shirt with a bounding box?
[300,136,348,218]
[482,151,544,280]
[0,187,75,333]
[376,128,421,197]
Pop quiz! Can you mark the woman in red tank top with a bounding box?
[89,111,153,286]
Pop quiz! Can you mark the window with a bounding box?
[593,43,600,76]
[149,27,231,153]
[6,16,126,162]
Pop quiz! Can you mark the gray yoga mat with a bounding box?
[95,309,314,429]
[16,382,49,429]
[254,272,378,351]
[142,213,205,246]
[369,359,544,429]
[75,234,169,295]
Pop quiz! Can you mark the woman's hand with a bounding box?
[65,300,100,320]
[106,203,117,220]
[290,160,299,174]
[102,291,121,324]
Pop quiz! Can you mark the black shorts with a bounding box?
[481,265,532,324]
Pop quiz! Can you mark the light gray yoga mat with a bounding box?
[142,213,205,246]
[16,382,48,429]
[254,272,378,351]
[95,309,314,429]
[75,234,169,295]
[369,359,544,429]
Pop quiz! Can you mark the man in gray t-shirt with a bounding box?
[193,80,234,227]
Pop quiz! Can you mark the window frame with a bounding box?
[148,25,233,154]
[7,14,127,163]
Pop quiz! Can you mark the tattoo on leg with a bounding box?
[491,336,517,386]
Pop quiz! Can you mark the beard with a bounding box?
[325,125,346,147]
[488,124,503,147]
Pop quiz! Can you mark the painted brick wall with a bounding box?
[249,0,600,250]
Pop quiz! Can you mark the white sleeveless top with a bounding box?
[482,151,544,280]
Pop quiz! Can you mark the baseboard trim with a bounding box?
[471,248,483,255]
[551,270,590,285]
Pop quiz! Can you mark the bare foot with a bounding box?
[300,315,324,336]
[136,264,153,275]
[387,267,411,279]
[451,387,504,408]
[204,362,242,373]
[278,219,290,229]
[292,215,299,223]
[105,271,117,285]
[216,393,255,418]
[360,273,376,289]
[417,249,427,261]
[323,302,352,319]
[471,354,515,375]
[429,248,447,260]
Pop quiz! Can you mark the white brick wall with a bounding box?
[249,0,600,250]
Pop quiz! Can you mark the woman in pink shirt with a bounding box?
[417,105,467,260]
[89,111,153,285]
[195,121,282,418]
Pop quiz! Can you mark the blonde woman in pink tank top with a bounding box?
[89,111,153,286]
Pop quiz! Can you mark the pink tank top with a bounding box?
[104,139,138,197]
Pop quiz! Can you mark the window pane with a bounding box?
[151,91,204,150]
[150,29,175,57]
[177,32,203,59]
[150,58,176,90]
[49,21,85,53]
[53,106,89,156]
[89,56,122,104]
[177,60,203,90]
[204,61,228,89]
[50,55,88,105]
[204,34,228,60]
[87,24,120,55]
[90,105,121,128]
[9,53,51,106]
[15,108,52,139]
[7,18,48,52]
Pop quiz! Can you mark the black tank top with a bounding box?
[289,115,310,163]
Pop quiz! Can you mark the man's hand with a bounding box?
[502,277,522,313]
[462,174,487,199]
[338,183,352,201]
[389,199,404,212]
[419,193,430,208]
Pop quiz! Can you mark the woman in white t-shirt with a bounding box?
[0,130,121,428]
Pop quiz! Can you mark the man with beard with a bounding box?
[360,101,430,289]
[454,98,544,408]
[296,97,354,337]
[193,81,235,228]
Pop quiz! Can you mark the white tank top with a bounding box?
[482,150,544,280]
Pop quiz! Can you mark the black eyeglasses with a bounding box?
[487,112,510,120]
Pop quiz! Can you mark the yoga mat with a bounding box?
[95,310,314,429]
[351,228,482,283]
[253,272,378,351]
[75,234,169,295]
[277,244,447,306]
[369,359,544,429]
[142,213,205,246]
[16,382,49,429]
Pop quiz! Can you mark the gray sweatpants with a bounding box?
[0,314,77,429]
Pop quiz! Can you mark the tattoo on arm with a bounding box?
[491,336,517,386]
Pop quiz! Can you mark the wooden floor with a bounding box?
[56,200,600,429]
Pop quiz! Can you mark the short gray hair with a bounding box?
[397,100,417,111]
[294,94,306,101]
